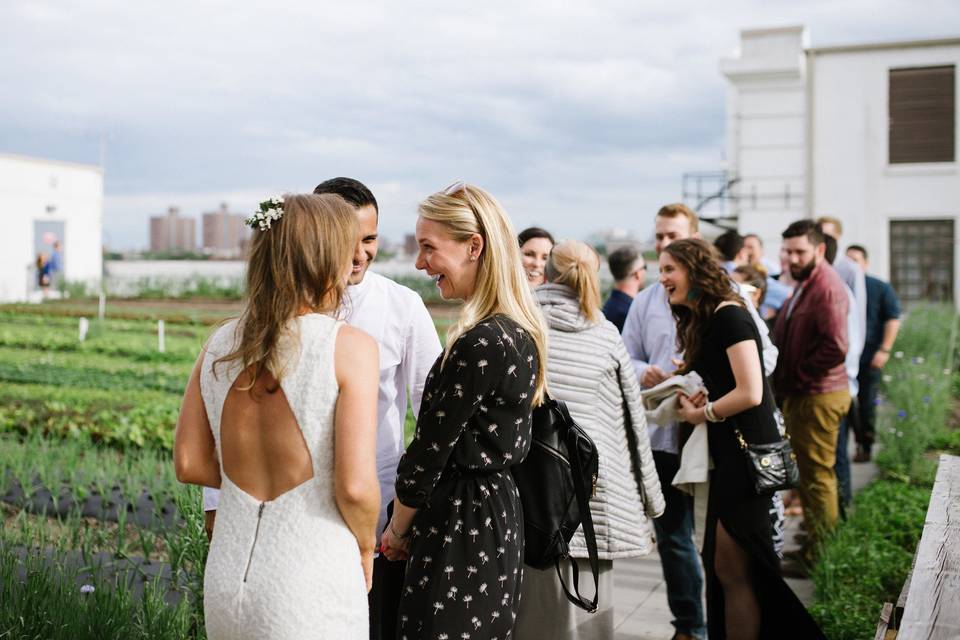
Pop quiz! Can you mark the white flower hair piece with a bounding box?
[245,196,285,231]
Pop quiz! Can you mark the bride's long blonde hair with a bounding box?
[214,193,358,388]
[418,183,548,405]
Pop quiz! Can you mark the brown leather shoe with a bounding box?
[853,448,872,463]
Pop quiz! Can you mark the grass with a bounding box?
[0,434,209,638]
[808,480,930,637]
[0,542,199,640]
[0,294,455,636]
[809,303,958,639]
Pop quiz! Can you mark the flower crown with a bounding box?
[245,196,285,231]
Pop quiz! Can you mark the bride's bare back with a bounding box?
[219,369,313,502]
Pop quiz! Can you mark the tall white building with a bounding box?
[0,153,104,302]
[721,26,959,303]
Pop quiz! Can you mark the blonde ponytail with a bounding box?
[546,240,602,323]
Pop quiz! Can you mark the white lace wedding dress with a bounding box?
[199,315,368,639]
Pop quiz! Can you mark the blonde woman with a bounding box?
[515,240,665,639]
[380,182,548,640]
[174,194,381,640]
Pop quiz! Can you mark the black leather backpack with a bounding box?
[512,395,601,613]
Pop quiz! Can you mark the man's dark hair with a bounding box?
[313,177,378,213]
[713,230,745,262]
[847,244,868,260]
[608,246,642,281]
[823,234,838,264]
[517,226,555,247]
[782,219,824,246]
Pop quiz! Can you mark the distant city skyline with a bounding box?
[1,1,957,250]
[138,201,649,255]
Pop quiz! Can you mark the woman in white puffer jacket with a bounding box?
[514,240,665,640]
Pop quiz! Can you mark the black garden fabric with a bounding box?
[394,315,539,640]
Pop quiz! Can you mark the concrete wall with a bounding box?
[721,26,810,261]
[0,154,103,301]
[809,42,960,294]
[722,27,960,299]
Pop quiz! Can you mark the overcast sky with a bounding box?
[1,0,957,250]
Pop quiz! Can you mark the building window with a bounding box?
[888,65,955,164]
[889,219,954,303]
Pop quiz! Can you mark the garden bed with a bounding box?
[809,304,959,639]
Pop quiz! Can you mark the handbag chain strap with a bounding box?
[735,427,792,450]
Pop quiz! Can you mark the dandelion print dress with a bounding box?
[394,315,539,640]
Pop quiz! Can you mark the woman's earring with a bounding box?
[470,255,477,262]
[686,288,701,302]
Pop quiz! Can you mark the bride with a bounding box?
[174,193,381,639]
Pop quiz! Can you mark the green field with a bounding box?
[0,299,451,639]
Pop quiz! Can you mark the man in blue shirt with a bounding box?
[846,245,901,462]
[602,245,645,332]
[45,241,63,286]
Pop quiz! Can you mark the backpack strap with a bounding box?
[553,401,600,614]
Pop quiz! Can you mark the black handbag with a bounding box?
[735,428,799,494]
[512,395,601,613]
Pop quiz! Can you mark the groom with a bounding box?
[204,178,441,640]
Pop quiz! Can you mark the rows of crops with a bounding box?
[1,299,436,638]
[0,304,214,638]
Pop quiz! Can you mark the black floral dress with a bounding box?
[394,315,539,640]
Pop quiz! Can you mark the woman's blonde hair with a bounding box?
[215,193,359,388]
[418,183,548,405]
[545,240,602,323]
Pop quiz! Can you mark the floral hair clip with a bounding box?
[245,196,285,231]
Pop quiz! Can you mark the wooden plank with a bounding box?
[895,548,918,629]
[876,602,894,640]
[898,454,960,639]
[922,455,960,526]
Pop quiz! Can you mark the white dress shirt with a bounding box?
[834,255,867,357]
[203,271,441,539]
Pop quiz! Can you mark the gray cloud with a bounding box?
[1,0,957,248]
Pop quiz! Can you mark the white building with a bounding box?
[0,153,104,302]
[721,26,959,303]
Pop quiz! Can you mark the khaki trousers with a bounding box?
[782,390,851,558]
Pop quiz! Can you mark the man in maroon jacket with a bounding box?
[773,220,851,566]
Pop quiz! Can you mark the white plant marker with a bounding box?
[158,319,166,353]
[98,291,106,320]
[78,317,89,342]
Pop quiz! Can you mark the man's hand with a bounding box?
[641,365,670,389]
[871,350,890,370]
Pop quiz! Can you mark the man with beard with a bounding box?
[772,220,850,571]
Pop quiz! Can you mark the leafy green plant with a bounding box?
[0,541,198,639]
[811,304,958,639]
[809,479,929,638]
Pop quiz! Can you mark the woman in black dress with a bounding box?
[660,239,825,640]
[380,181,548,640]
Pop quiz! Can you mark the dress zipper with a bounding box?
[243,502,266,582]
